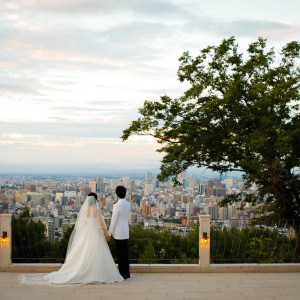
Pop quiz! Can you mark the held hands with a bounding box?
[106,235,111,242]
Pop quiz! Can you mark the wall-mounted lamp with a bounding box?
[200,232,209,245]
[0,231,9,244]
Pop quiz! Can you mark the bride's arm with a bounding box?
[97,210,109,238]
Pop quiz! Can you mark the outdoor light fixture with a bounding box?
[0,231,9,245]
[200,232,209,245]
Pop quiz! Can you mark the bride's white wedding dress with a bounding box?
[20,196,124,285]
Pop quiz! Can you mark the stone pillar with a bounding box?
[199,215,210,266]
[0,214,12,267]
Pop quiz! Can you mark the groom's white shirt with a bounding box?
[108,198,131,240]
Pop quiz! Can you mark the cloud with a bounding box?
[131,0,192,19]
[0,21,172,72]
[218,20,292,38]
[0,121,126,139]
[50,105,134,118]
[4,1,293,81]
[4,2,20,11]
[34,0,132,15]
[100,21,167,43]
[2,133,41,139]
[1,0,299,172]
[0,128,161,167]
[33,0,192,20]
[186,17,293,39]
[0,75,58,96]
[88,100,124,105]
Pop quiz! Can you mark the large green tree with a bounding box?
[122,37,300,233]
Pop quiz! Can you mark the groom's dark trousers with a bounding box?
[115,239,130,279]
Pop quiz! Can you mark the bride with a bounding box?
[20,193,124,285]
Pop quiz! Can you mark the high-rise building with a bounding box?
[219,206,229,219]
[178,170,187,184]
[129,212,137,225]
[62,221,74,237]
[55,192,64,202]
[123,177,131,188]
[15,190,28,204]
[186,203,194,217]
[228,204,237,218]
[89,181,98,193]
[213,179,220,186]
[189,174,195,188]
[206,179,214,188]
[111,179,120,191]
[237,179,244,190]
[145,171,152,182]
[129,180,135,193]
[93,178,102,192]
[166,207,176,217]
[215,188,226,197]
[205,204,219,220]
[181,195,188,203]
[26,184,36,192]
[225,178,234,188]
[142,205,152,216]
[28,192,44,204]
[144,183,153,196]
[60,196,68,206]
[199,184,207,195]
[205,188,226,197]
[80,186,91,196]
[46,220,55,242]
[192,206,201,216]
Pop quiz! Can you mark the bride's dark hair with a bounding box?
[88,192,98,200]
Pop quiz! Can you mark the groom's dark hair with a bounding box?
[88,192,98,200]
[116,186,126,198]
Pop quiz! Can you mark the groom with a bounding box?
[108,185,131,279]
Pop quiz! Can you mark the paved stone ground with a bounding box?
[0,272,300,300]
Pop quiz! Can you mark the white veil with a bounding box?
[65,195,107,260]
[19,195,123,286]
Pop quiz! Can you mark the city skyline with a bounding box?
[0,172,256,264]
[0,172,248,223]
[1,0,299,172]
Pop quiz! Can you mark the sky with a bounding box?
[0,0,299,175]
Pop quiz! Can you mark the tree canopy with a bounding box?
[122,37,300,227]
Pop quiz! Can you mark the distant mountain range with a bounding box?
[0,163,243,179]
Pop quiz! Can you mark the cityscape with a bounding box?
[0,171,256,242]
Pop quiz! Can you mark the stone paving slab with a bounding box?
[0,272,300,300]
